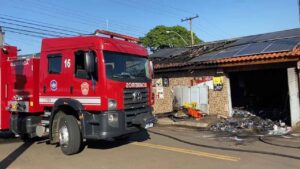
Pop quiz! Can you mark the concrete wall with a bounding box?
[153,70,231,116]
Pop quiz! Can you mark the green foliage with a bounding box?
[139,25,202,51]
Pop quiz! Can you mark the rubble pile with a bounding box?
[210,109,292,136]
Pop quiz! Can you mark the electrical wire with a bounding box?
[0,20,75,36]
[11,0,146,36]
[3,26,63,37]
[0,13,86,33]
[5,30,44,38]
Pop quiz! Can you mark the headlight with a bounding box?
[108,113,118,123]
[108,112,119,128]
[108,99,117,110]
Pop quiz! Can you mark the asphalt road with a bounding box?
[0,126,300,169]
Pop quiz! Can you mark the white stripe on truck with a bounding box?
[39,96,101,105]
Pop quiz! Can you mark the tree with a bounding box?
[139,25,202,51]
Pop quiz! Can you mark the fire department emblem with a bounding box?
[81,82,89,95]
[50,80,57,91]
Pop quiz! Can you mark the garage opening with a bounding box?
[230,68,291,125]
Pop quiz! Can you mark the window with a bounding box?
[48,54,62,74]
[74,50,98,80]
[104,51,150,82]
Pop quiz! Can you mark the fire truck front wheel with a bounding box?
[58,115,82,155]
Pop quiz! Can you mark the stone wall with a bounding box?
[208,75,230,116]
[153,69,231,116]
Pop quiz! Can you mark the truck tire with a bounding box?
[58,115,82,155]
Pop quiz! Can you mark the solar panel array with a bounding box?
[190,28,300,63]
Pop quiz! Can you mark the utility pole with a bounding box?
[0,26,4,46]
[181,15,199,46]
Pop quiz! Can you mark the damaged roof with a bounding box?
[151,28,300,70]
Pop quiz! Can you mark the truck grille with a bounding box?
[123,88,149,127]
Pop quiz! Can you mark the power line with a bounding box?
[32,0,148,32]
[0,14,86,34]
[113,0,232,40]
[144,0,233,38]
[2,26,63,37]
[12,0,146,36]
[5,30,44,38]
[193,24,220,40]
[0,16,82,35]
[0,20,75,36]
[12,2,141,37]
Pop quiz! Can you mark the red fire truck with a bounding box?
[0,30,156,155]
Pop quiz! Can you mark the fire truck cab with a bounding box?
[2,30,156,155]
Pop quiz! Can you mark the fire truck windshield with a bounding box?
[104,51,150,82]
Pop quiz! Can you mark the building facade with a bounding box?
[151,28,300,126]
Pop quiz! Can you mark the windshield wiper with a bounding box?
[113,72,135,79]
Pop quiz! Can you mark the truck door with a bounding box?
[70,49,100,108]
[39,51,71,105]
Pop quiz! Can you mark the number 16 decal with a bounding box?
[64,59,71,68]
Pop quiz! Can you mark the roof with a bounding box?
[151,28,300,70]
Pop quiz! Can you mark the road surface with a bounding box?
[1,126,299,169]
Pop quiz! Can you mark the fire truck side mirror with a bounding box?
[84,51,95,73]
[149,61,154,78]
[1,47,8,54]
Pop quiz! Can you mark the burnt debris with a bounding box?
[210,108,292,136]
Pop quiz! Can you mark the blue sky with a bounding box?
[1,0,299,54]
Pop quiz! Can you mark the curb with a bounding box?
[156,118,209,129]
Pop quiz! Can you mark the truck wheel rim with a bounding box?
[59,124,69,147]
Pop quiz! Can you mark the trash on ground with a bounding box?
[183,102,203,120]
[230,136,244,141]
[210,108,292,136]
[170,102,207,121]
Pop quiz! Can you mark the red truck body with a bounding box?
[0,31,155,155]
[0,45,17,130]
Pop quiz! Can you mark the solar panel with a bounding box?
[190,45,247,62]
[228,28,300,47]
[236,41,271,56]
[190,35,300,63]
[189,52,217,62]
[273,28,300,39]
[263,37,300,53]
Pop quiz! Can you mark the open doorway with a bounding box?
[230,68,291,125]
